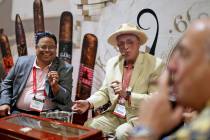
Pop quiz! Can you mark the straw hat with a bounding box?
[107,23,147,47]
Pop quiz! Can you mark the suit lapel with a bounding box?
[45,57,59,97]
[108,56,123,104]
[129,53,144,91]
[114,56,124,83]
[18,56,35,94]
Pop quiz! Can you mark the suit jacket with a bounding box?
[87,52,165,120]
[0,55,73,111]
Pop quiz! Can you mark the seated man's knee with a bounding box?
[84,116,105,129]
[115,123,132,140]
[84,118,93,127]
[84,114,118,136]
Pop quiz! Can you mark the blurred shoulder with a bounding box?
[16,55,35,64]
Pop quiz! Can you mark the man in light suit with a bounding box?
[0,32,73,117]
[72,23,164,139]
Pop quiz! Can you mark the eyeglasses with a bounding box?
[37,45,56,51]
[117,40,136,50]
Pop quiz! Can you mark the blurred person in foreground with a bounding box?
[130,18,210,140]
[0,32,73,117]
[72,23,164,139]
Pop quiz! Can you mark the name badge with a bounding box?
[30,96,45,112]
[113,104,126,118]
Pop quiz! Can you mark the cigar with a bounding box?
[58,11,73,64]
[73,34,98,125]
[15,14,27,56]
[33,0,45,33]
[0,29,14,74]
[81,34,98,67]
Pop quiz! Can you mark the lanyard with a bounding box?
[32,67,47,96]
[120,65,133,105]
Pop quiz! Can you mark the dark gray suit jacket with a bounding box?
[0,55,73,111]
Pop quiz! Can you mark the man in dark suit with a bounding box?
[0,32,73,117]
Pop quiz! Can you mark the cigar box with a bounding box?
[0,113,103,140]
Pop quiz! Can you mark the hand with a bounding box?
[110,81,123,95]
[138,71,184,138]
[183,108,197,123]
[0,104,11,117]
[72,100,90,114]
[48,71,59,86]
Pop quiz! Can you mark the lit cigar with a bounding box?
[15,14,27,56]
[33,0,45,33]
[58,11,73,64]
[0,29,14,74]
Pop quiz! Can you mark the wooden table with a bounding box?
[0,113,103,140]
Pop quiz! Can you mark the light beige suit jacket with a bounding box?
[87,52,165,120]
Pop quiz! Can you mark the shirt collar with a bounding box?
[124,61,134,69]
[33,57,52,70]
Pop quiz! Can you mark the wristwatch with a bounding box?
[130,125,157,139]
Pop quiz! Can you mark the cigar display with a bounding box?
[73,33,98,125]
[0,29,14,74]
[15,14,27,56]
[59,11,73,64]
[33,0,45,33]
[0,50,6,81]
